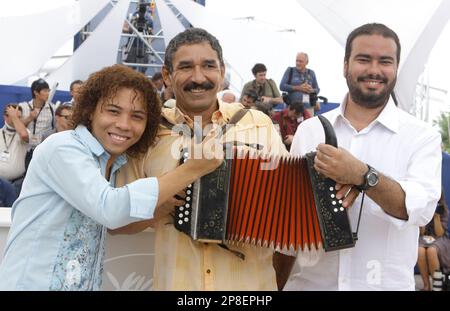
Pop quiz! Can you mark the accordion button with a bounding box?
[178,220,183,225]
[186,197,191,202]
[333,208,338,212]
[331,194,335,198]
[338,200,343,204]
[329,187,334,191]
[188,184,192,188]
[184,217,189,222]
[332,201,337,205]
[340,207,345,212]
[187,190,191,195]
[185,211,189,215]
[185,203,190,208]
[179,206,184,211]
[179,213,183,218]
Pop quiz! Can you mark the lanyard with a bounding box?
[28,101,46,135]
[2,129,16,152]
[32,105,45,135]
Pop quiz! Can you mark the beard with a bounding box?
[345,71,396,109]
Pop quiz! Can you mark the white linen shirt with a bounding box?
[285,96,442,291]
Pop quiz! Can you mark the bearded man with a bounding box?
[280,23,442,291]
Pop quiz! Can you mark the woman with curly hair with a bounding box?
[0,65,222,290]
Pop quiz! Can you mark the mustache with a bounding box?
[357,74,388,83]
[183,81,215,92]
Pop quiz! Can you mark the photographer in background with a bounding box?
[240,89,273,115]
[19,78,55,170]
[280,52,320,116]
[123,1,153,74]
[0,104,30,206]
[240,63,284,116]
[131,2,153,34]
[417,189,450,290]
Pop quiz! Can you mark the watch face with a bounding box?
[367,172,379,186]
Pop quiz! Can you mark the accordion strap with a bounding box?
[160,108,249,137]
[221,108,249,135]
[160,117,175,130]
[352,192,365,241]
[218,244,245,261]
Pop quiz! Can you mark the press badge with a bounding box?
[0,151,10,162]
[302,93,310,104]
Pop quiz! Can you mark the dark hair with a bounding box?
[55,104,72,116]
[288,101,304,114]
[71,64,161,158]
[70,80,83,92]
[151,72,163,81]
[4,104,22,115]
[435,189,449,216]
[345,23,401,64]
[244,89,258,101]
[252,63,267,76]
[31,78,50,98]
[164,28,224,73]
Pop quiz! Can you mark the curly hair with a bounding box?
[72,65,161,158]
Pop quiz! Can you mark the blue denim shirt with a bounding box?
[279,67,320,109]
[0,125,159,290]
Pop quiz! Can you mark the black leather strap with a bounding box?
[221,108,249,135]
[160,108,249,137]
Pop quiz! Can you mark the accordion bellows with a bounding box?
[174,116,356,254]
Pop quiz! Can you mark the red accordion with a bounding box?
[174,116,356,253]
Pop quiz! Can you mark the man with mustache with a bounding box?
[282,23,442,290]
[114,28,288,290]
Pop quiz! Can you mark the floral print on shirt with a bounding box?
[49,209,105,290]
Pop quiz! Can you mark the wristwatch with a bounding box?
[355,164,379,192]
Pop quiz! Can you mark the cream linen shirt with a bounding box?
[116,101,288,290]
[285,96,442,291]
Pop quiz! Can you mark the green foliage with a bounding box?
[433,112,450,153]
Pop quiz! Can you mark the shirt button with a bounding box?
[206,269,211,274]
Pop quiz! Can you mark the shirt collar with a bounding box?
[373,97,399,133]
[162,99,231,128]
[335,94,399,133]
[29,99,47,109]
[3,123,16,133]
[74,125,127,166]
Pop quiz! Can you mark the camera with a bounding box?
[134,3,148,32]
[309,92,318,106]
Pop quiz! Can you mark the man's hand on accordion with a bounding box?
[334,183,360,208]
[154,190,186,221]
[314,143,368,207]
[184,132,225,174]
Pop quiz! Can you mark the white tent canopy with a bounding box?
[0,0,447,118]
[205,0,449,112]
[46,0,130,91]
[0,0,111,85]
